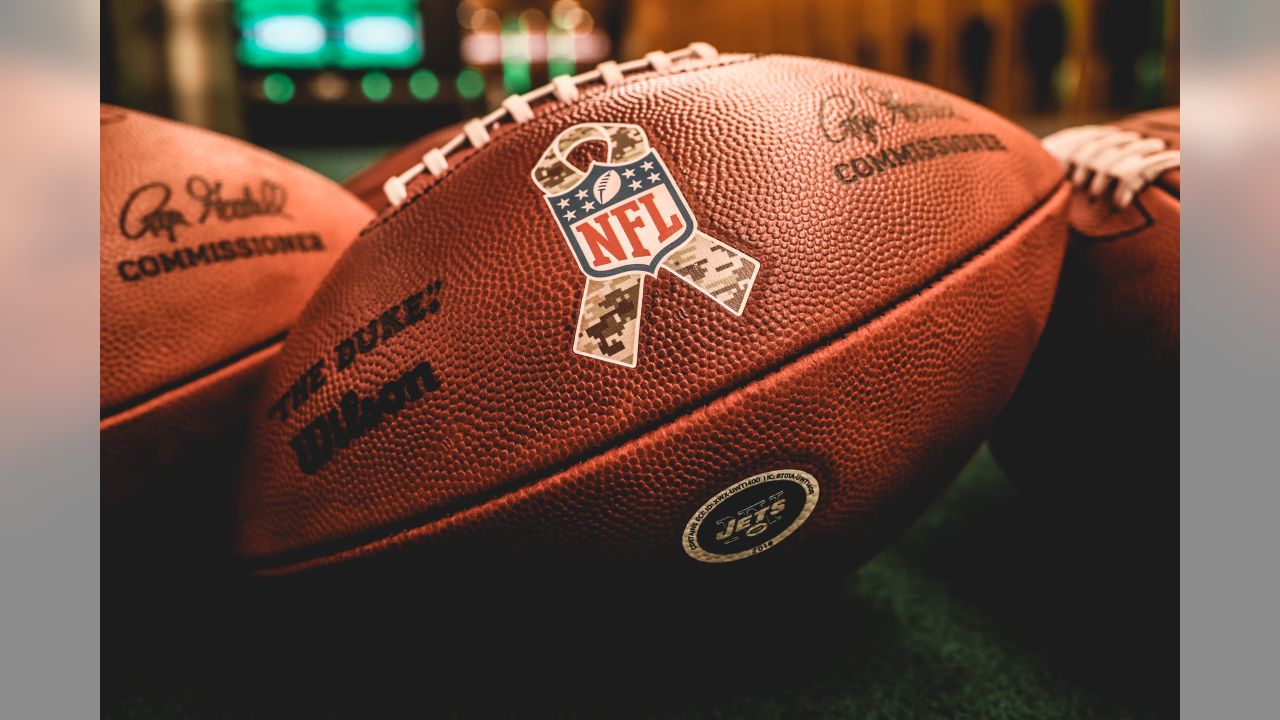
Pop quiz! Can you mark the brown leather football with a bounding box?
[990,108,1180,504]
[100,105,373,503]
[235,45,1069,576]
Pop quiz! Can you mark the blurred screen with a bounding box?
[237,0,424,70]
[104,0,1176,148]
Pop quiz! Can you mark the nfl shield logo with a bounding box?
[544,150,697,279]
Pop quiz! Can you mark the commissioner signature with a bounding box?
[119,176,290,243]
[819,86,959,146]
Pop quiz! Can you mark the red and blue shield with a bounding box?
[544,150,697,279]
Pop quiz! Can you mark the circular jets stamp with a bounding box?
[683,469,820,563]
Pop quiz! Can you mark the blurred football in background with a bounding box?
[990,108,1180,508]
[100,104,372,518]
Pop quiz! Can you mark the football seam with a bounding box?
[100,332,286,420]
[367,53,762,228]
[245,180,1070,572]
[1074,187,1179,244]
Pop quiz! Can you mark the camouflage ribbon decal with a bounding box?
[531,123,759,367]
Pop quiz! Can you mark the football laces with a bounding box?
[1042,124,1180,208]
[382,43,721,206]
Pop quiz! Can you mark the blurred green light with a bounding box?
[503,64,531,94]
[455,68,485,100]
[344,15,415,53]
[361,70,393,101]
[253,15,326,54]
[240,0,322,14]
[547,25,575,78]
[548,58,575,79]
[335,12,423,68]
[500,13,532,94]
[333,0,414,11]
[237,6,328,69]
[262,72,295,103]
[408,69,440,101]
[1136,50,1165,106]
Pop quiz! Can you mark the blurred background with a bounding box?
[101,0,1179,179]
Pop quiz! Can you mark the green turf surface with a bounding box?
[103,445,1174,719]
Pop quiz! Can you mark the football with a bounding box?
[989,108,1180,504]
[234,45,1070,577]
[100,105,373,503]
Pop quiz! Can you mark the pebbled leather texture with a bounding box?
[990,108,1179,505]
[100,104,373,501]
[234,53,1069,574]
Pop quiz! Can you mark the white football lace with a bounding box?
[1041,124,1180,208]
[382,42,721,206]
